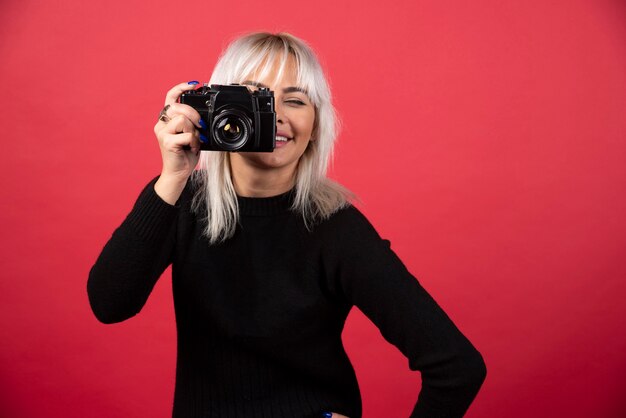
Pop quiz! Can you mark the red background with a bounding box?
[1,0,625,417]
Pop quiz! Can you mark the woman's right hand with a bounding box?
[153,81,204,204]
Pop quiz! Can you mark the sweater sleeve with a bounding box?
[87,176,181,324]
[327,206,486,418]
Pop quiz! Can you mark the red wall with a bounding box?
[1,0,625,417]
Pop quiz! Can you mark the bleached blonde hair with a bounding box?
[191,32,355,244]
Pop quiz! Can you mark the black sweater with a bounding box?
[87,176,486,418]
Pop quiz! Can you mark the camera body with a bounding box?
[180,83,276,152]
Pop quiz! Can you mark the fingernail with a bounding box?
[187,80,199,85]
[198,119,207,130]
[321,412,332,418]
[199,133,208,143]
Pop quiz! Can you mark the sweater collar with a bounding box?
[237,188,296,216]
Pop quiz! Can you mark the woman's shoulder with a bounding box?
[313,203,381,240]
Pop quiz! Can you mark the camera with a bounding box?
[180,83,276,152]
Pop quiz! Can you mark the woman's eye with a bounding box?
[286,100,305,105]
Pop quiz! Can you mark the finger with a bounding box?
[160,132,198,154]
[164,81,200,106]
[157,117,201,151]
[187,129,201,154]
[154,114,202,149]
[165,102,203,129]
[162,114,197,135]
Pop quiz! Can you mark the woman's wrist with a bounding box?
[154,173,189,205]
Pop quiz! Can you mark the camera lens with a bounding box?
[219,119,243,140]
[212,109,252,151]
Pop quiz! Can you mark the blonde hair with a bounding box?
[191,32,355,244]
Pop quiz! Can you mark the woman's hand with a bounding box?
[324,413,349,418]
[153,81,204,204]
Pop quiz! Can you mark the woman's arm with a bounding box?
[88,81,203,324]
[326,206,487,417]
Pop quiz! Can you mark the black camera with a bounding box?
[180,83,276,152]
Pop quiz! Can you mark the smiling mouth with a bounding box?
[276,135,292,142]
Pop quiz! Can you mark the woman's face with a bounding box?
[229,54,316,177]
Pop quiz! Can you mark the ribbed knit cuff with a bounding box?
[125,176,180,242]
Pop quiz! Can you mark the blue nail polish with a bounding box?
[198,119,207,130]
[321,412,332,418]
[200,133,208,143]
[187,80,199,85]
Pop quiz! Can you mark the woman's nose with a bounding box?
[275,100,287,125]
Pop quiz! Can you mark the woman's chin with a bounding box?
[230,151,295,172]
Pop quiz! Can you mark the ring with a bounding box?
[158,104,171,123]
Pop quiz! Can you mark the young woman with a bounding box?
[88,32,486,418]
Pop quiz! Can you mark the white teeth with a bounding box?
[276,136,290,142]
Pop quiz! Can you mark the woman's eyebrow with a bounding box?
[241,80,308,95]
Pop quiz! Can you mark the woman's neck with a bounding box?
[229,157,297,198]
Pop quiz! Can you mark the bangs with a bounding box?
[210,33,323,107]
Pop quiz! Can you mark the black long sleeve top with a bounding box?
[87,176,486,418]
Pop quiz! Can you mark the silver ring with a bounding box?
[158,104,171,123]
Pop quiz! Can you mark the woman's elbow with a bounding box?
[90,304,137,324]
[459,347,487,392]
[88,294,139,324]
[86,279,139,324]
